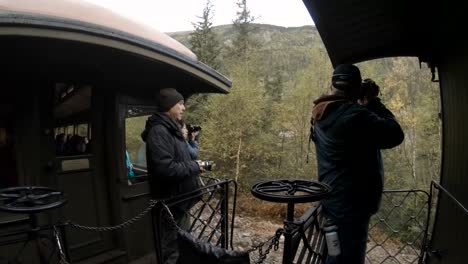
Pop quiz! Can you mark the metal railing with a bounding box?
[424,180,468,260]
[164,182,432,264]
[366,189,431,264]
[430,180,468,216]
[290,205,327,264]
[6,179,465,264]
[152,178,238,263]
[365,181,468,264]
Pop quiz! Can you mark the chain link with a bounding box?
[160,202,181,231]
[248,228,283,264]
[67,199,158,232]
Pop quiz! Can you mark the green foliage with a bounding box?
[174,24,441,194]
[200,60,271,189]
[125,115,149,165]
[185,0,221,125]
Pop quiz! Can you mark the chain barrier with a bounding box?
[160,202,181,231]
[248,228,283,264]
[62,199,284,264]
[67,199,158,232]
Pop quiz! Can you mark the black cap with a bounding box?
[332,64,362,90]
[155,88,184,112]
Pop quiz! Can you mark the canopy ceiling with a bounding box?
[302,0,459,66]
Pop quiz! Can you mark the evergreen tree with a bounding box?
[189,0,220,70]
[229,0,256,60]
[264,70,284,103]
[185,0,221,125]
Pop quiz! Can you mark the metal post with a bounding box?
[59,224,71,262]
[30,214,47,264]
[221,182,229,248]
[283,202,295,264]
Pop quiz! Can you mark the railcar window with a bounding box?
[54,123,91,157]
[53,84,92,172]
[125,107,152,185]
[76,124,88,137]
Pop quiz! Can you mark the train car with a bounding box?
[0,0,231,263]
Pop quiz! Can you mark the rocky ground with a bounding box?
[231,215,420,264]
[232,215,285,264]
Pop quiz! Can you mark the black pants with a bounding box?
[325,216,371,264]
[160,202,193,264]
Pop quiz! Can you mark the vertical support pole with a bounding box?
[59,224,71,262]
[30,214,47,264]
[221,182,229,248]
[283,202,295,264]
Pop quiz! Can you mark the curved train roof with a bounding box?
[303,0,449,66]
[0,0,231,94]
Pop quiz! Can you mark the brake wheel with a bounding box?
[0,186,67,213]
[251,180,331,203]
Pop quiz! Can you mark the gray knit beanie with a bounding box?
[155,88,184,112]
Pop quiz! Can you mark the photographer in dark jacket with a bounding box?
[311,64,404,264]
[141,88,202,264]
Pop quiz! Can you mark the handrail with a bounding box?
[431,180,468,215]
[152,178,238,263]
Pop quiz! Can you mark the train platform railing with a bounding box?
[4,179,463,264]
[152,177,239,262]
[153,178,332,264]
[366,189,431,264]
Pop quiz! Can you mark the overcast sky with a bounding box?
[86,0,315,33]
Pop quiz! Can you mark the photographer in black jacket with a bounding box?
[311,64,404,264]
[141,88,203,264]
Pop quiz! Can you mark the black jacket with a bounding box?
[142,113,200,200]
[312,95,404,222]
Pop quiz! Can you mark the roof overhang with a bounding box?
[303,0,455,66]
[0,0,231,94]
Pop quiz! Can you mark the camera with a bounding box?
[360,78,380,100]
[187,124,202,133]
[198,160,215,171]
[187,124,202,140]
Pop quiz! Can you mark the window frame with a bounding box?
[124,105,156,185]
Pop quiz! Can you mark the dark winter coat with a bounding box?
[142,113,201,200]
[312,95,404,223]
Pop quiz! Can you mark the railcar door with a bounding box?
[52,84,118,261]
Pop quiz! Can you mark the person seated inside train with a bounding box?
[125,150,135,177]
[55,133,67,155]
[65,135,89,155]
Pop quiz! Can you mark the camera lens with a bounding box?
[201,160,214,171]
